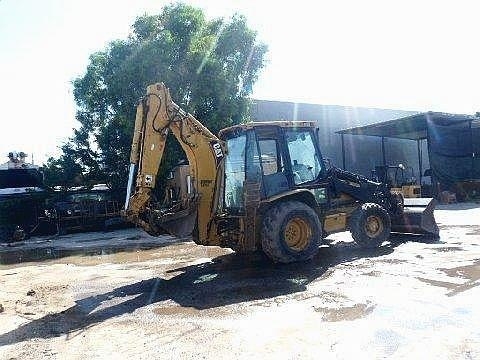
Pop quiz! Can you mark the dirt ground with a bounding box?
[1,203,480,359]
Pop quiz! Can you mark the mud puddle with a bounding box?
[432,246,465,252]
[154,305,203,317]
[315,302,376,322]
[416,277,459,290]
[42,244,223,267]
[439,224,480,230]
[416,260,480,296]
[441,260,480,281]
[0,245,167,267]
[153,304,236,318]
[0,240,229,268]
[376,259,408,264]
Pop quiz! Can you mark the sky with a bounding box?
[1,0,480,164]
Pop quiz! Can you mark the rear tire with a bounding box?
[349,203,391,248]
[261,201,321,263]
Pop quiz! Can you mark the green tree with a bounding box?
[43,144,84,189]
[66,3,267,191]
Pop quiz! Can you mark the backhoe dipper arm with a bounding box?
[124,83,226,244]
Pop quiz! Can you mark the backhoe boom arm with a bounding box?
[124,83,225,244]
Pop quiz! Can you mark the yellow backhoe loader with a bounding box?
[372,164,421,198]
[124,83,438,263]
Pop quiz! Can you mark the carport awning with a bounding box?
[336,112,477,140]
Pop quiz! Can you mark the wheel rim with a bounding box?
[364,215,384,237]
[284,217,312,251]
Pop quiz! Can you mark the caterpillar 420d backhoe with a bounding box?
[124,83,439,263]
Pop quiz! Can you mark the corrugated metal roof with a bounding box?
[336,111,477,140]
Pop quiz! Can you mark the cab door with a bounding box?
[284,128,324,186]
[253,126,290,198]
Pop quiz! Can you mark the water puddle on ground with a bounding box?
[1,242,229,268]
[55,248,168,266]
[0,247,166,268]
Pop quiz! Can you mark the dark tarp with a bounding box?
[428,118,480,185]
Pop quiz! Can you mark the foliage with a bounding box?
[43,144,84,189]
[45,3,267,192]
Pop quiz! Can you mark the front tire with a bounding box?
[349,203,391,248]
[261,201,321,263]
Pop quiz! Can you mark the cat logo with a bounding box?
[210,141,224,167]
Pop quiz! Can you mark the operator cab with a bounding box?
[219,122,326,213]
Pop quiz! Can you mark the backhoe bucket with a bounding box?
[391,198,439,237]
[153,208,197,238]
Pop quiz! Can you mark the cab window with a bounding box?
[258,139,283,175]
[285,130,322,185]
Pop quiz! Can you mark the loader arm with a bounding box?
[124,83,226,244]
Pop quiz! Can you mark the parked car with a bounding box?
[49,187,126,235]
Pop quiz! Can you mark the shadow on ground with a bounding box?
[0,235,435,346]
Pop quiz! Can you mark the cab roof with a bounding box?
[219,121,317,137]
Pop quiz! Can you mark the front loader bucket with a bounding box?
[391,198,439,237]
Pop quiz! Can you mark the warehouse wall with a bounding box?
[250,99,429,180]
